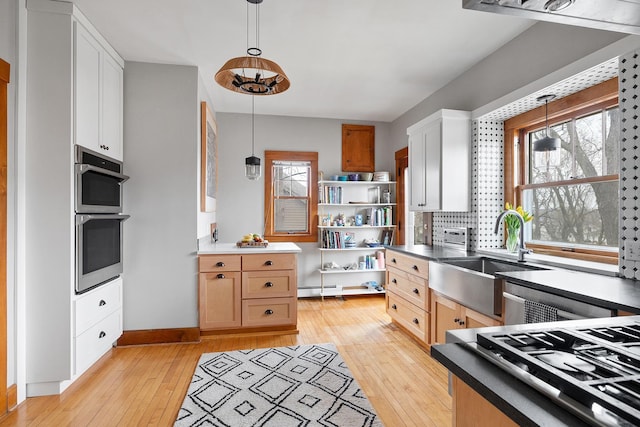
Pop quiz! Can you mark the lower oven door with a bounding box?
[503,281,615,325]
[76,214,130,294]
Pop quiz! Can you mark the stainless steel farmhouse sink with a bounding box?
[429,257,548,317]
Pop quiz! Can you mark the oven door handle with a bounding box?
[76,214,130,225]
[503,292,587,321]
[76,164,130,183]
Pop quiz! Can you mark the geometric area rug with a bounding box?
[174,343,384,426]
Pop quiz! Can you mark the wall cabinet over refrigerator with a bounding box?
[407,109,471,212]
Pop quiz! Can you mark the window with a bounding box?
[264,151,318,242]
[505,79,619,262]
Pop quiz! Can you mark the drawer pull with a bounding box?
[391,258,397,263]
[412,288,419,295]
[99,331,106,339]
[99,299,106,306]
[265,309,274,315]
[217,273,225,279]
[264,260,274,266]
[264,282,274,288]
[459,320,465,326]
[216,261,225,267]
[412,318,419,325]
[391,304,397,310]
[392,278,397,284]
[454,318,460,323]
[412,265,419,271]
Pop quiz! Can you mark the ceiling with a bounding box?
[71,0,534,122]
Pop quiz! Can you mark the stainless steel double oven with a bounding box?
[75,145,129,294]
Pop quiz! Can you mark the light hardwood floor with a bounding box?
[0,296,452,426]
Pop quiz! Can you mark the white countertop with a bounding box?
[197,239,302,255]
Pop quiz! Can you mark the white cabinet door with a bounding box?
[102,52,123,160]
[408,128,426,211]
[74,22,101,153]
[424,119,442,211]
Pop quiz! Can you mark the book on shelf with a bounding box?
[320,186,343,204]
[320,229,356,249]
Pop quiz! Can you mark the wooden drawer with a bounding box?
[242,253,296,271]
[242,297,297,327]
[386,266,429,311]
[75,278,122,336]
[75,309,122,375]
[242,270,296,299]
[386,292,428,343]
[386,250,429,277]
[199,254,241,272]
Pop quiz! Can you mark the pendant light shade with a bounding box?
[215,0,289,96]
[533,94,561,153]
[245,155,261,180]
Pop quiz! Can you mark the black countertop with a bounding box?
[431,316,640,426]
[386,244,640,314]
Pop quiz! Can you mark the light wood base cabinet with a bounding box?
[385,249,430,345]
[198,252,297,332]
[453,376,517,427]
[431,290,501,345]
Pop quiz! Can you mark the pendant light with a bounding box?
[215,0,290,96]
[533,94,561,153]
[245,96,261,180]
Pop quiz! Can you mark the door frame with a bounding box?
[0,57,10,415]
[395,147,408,245]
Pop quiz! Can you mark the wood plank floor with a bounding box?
[0,296,452,426]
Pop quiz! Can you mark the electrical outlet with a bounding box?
[626,241,640,261]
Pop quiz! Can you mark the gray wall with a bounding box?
[123,62,201,329]
[216,112,391,289]
[389,23,627,154]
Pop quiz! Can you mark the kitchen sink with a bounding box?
[443,257,547,276]
[429,257,549,317]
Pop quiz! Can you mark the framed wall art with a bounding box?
[200,101,218,212]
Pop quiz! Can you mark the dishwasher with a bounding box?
[503,281,615,325]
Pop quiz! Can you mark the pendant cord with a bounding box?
[545,100,549,136]
[252,95,255,156]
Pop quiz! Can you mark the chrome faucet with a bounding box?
[494,210,531,262]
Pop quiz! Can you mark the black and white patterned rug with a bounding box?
[174,343,383,427]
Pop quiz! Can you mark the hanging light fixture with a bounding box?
[533,94,561,153]
[215,0,290,96]
[245,96,261,180]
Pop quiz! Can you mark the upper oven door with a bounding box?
[75,145,129,213]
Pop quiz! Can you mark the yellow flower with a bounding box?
[503,202,533,228]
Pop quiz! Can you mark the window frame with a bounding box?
[263,150,318,242]
[503,78,619,264]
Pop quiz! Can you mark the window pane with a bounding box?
[574,111,604,178]
[274,163,309,198]
[529,121,571,183]
[604,107,620,176]
[275,199,308,232]
[523,180,619,248]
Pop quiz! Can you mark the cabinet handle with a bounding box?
[265,309,274,315]
[265,260,274,266]
[99,331,106,339]
[412,265,419,271]
[264,282,274,288]
[391,258,397,264]
[391,304,397,310]
[454,318,460,323]
[392,278,397,284]
[413,318,419,325]
[216,261,225,267]
[217,273,225,279]
[99,299,106,306]
[412,288,419,294]
[459,320,465,326]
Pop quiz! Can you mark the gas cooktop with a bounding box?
[472,319,640,426]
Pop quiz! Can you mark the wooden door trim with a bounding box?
[395,147,408,245]
[0,57,10,416]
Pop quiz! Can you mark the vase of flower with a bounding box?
[502,202,533,253]
[506,224,520,253]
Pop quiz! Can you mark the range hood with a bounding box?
[462,0,640,35]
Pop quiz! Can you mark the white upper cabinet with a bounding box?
[408,109,471,212]
[74,22,123,160]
